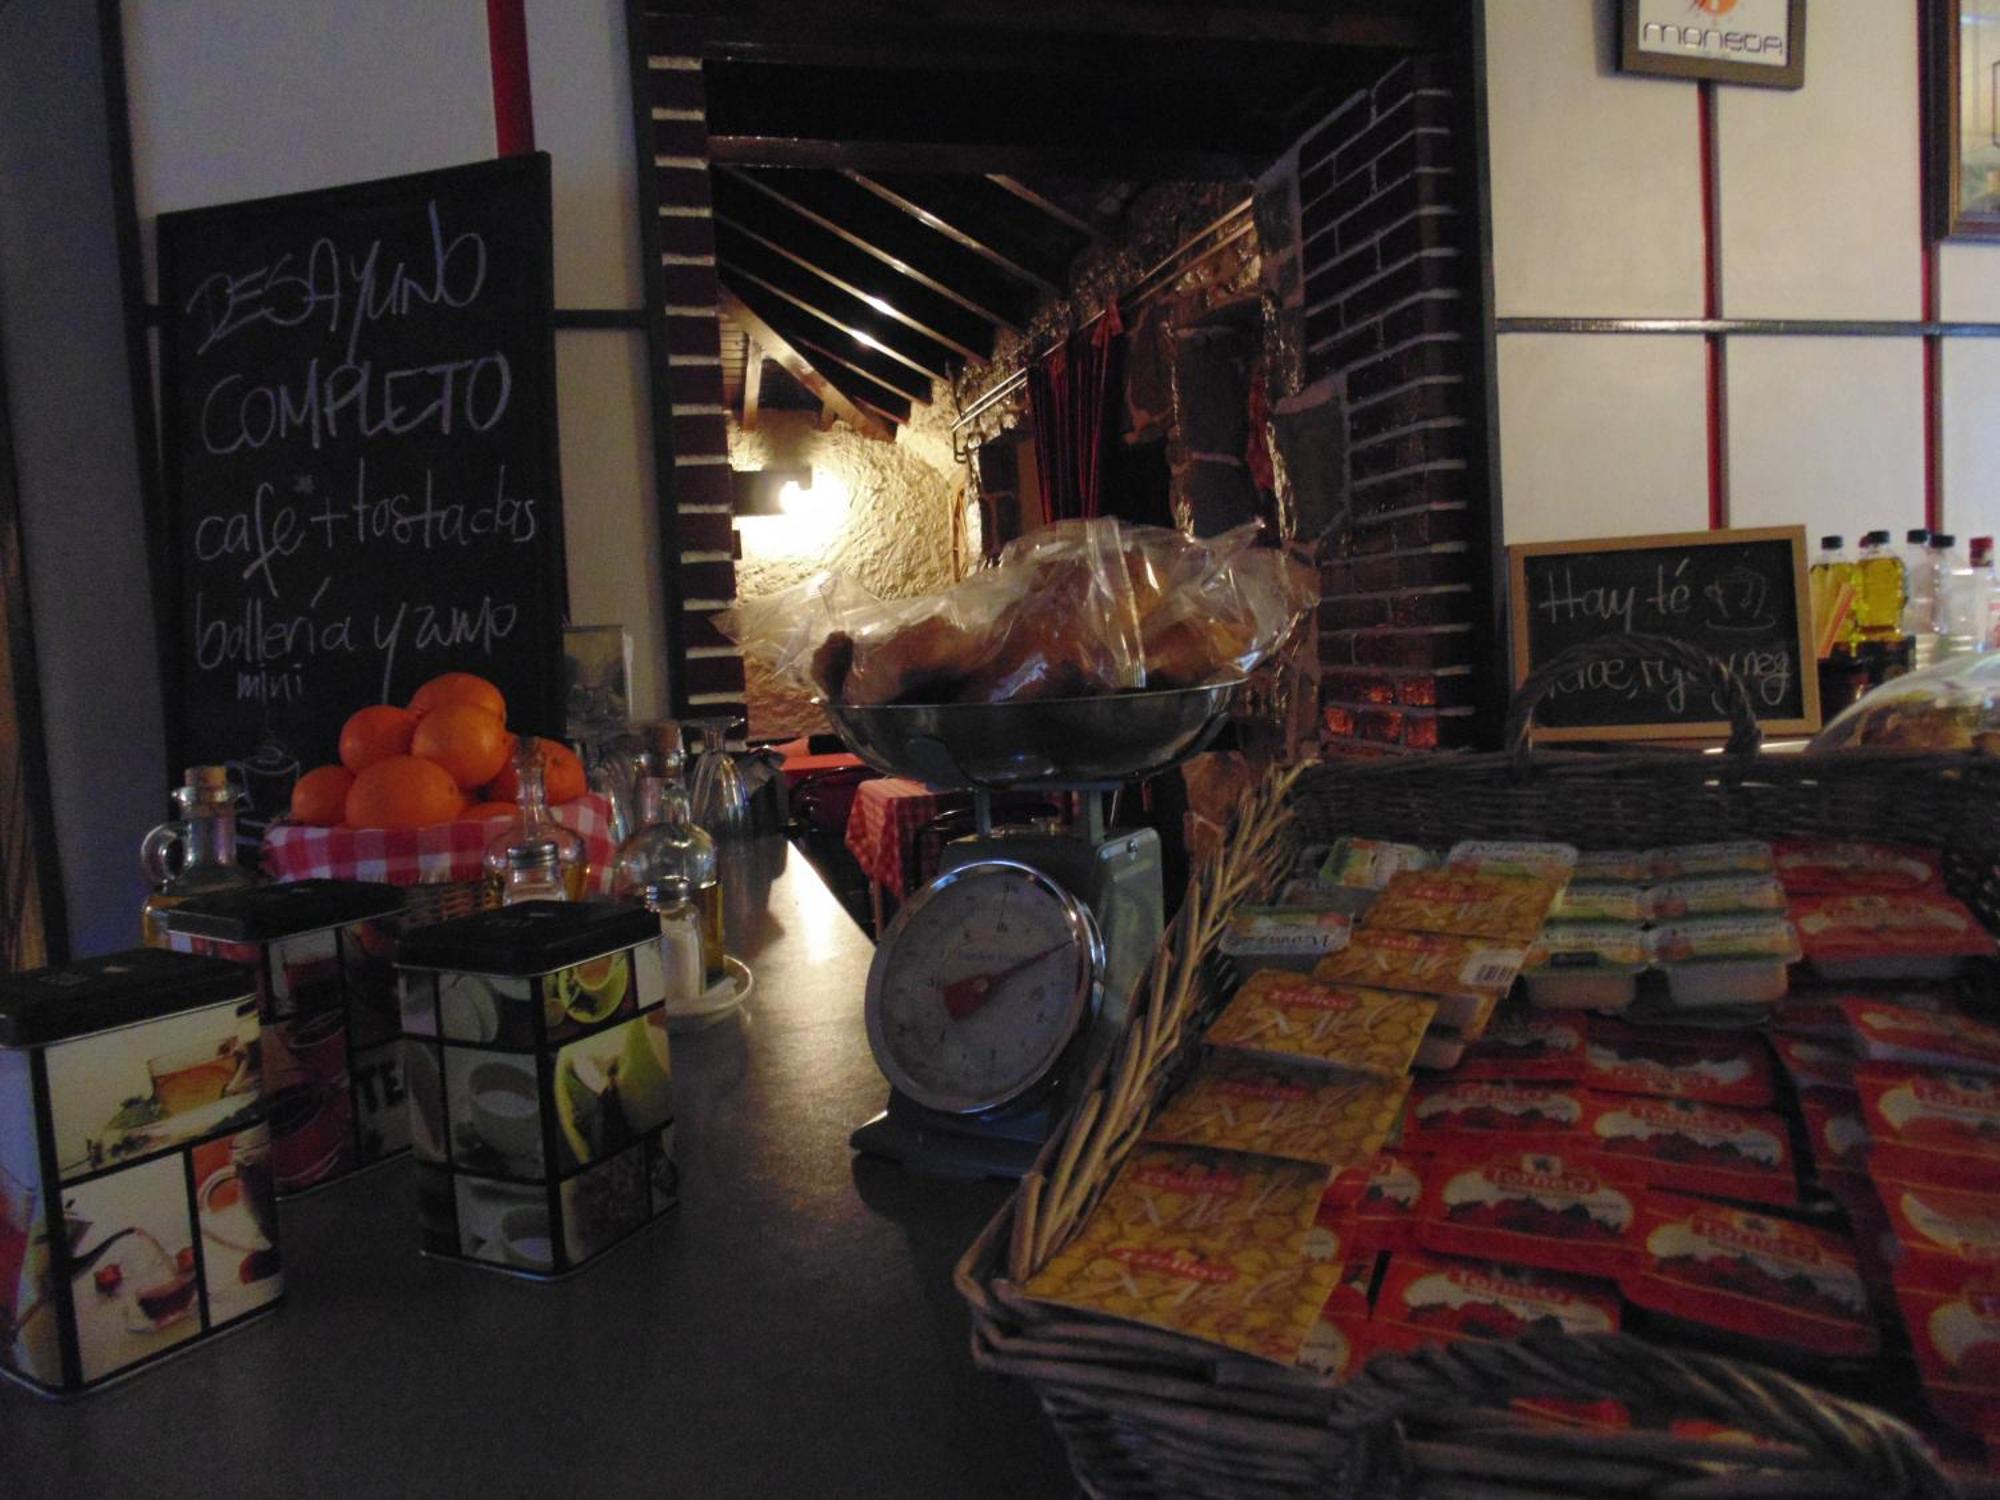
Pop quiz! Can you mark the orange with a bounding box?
[338,705,418,772]
[344,755,465,829]
[408,671,506,724]
[461,800,517,822]
[411,704,512,791]
[290,765,354,827]
[486,737,587,804]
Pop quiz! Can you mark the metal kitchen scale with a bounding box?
[823,683,1239,1180]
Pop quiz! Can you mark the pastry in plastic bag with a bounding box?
[718,518,1316,707]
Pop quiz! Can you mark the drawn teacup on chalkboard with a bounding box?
[227,739,300,834]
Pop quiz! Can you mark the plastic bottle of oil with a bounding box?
[1901,529,1934,635]
[1809,535,1863,651]
[1853,530,1906,642]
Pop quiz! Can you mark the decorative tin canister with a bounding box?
[394,901,677,1278]
[0,949,279,1395]
[161,880,407,1195]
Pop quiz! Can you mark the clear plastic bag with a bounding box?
[715,518,1316,707]
[1809,653,2000,754]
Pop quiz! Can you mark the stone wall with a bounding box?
[728,406,964,738]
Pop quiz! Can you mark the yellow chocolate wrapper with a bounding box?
[1023,1147,1342,1364]
[1205,971,1437,1078]
[1312,929,1526,1004]
[1363,870,1563,946]
[1145,1055,1411,1169]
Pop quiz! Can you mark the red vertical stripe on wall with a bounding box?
[1920,0,1944,535]
[1698,82,1727,530]
[487,0,534,156]
[1923,246,1943,534]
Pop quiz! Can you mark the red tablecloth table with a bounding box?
[843,777,968,933]
[261,793,618,894]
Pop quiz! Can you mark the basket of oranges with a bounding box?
[262,671,614,925]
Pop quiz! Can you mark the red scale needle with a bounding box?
[940,943,1068,1021]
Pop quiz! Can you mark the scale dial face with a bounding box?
[865,859,1103,1116]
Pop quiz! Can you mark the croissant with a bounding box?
[806,522,1310,707]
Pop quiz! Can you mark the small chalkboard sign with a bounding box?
[1507,526,1820,742]
[156,156,565,825]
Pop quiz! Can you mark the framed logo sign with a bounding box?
[1925,0,2000,240]
[1619,0,1806,89]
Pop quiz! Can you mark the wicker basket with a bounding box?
[955,635,2000,1499]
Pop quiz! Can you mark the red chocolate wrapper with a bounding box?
[1455,1010,1588,1083]
[1331,1152,1423,1256]
[1876,1175,2000,1278]
[1843,998,2000,1076]
[1583,1092,1798,1207]
[1584,1021,1776,1108]
[1791,891,1997,976]
[1296,1255,1377,1379]
[1373,1252,1621,1349]
[1624,1193,1878,1358]
[1417,1148,1645,1277]
[1405,1081,1588,1155]
[1771,1032,1857,1092]
[1773,840,1945,896]
[1796,1086,1870,1183]
[1857,1065,2000,1193]
[1894,1271,2000,1429]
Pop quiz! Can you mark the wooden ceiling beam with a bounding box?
[797,352,915,428]
[728,169,1031,331]
[986,176,1100,240]
[707,135,1257,185]
[784,327,925,418]
[717,261,936,405]
[711,172,993,360]
[845,172,1064,299]
[719,287,897,440]
[714,222,956,383]
[740,336,762,432]
[731,284,918,422]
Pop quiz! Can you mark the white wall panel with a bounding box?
[1942,340,2000,544]
[1940,244,2000,322]
[526,0,662,714]
[1498,335,1709,543]
[1716,5,1920,320]
[525,0,643,310]
[1725,339,1925,541]
[555,334,665,721]
[1486,0,1704,319]
[123,0,494,291]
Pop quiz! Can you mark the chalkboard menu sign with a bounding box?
[1507,526,1820,742]
[155,156,565,824]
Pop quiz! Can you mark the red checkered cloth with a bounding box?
[843,777,965,897]
[260,793,617,893]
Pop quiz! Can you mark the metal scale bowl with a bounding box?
[824,682,1240,1179]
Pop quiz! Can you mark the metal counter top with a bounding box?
[1,842,1074,1498]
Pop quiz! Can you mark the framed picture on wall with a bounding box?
[1618,0,1805,90]
[1927,0,2000,239]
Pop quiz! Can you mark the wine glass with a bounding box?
[687,718,748,845]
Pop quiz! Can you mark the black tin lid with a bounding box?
[0,948,255,1048]
[161,878,405,942]
[394,901,659,976]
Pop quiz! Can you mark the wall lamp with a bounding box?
[730,465,811,517]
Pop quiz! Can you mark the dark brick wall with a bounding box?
[644,21,746,728]
[1301,56,1480,753]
